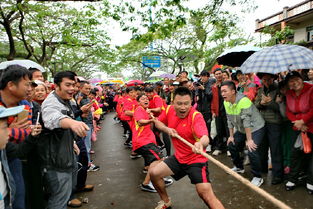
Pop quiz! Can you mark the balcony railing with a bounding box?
[256,0,313,31]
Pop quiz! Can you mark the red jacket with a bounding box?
[211,85,219,116]
[286,82,313,133]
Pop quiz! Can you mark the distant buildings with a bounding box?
[255,0,313,48]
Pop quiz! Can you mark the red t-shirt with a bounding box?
[158,105,208,164]
[132,106,156,151]
[149,94,166,117]
[123,97,138,127]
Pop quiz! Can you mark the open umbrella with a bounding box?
[127,80,144,86]
[150,71,167,77]
[160,73,176,79]
[217,45,262,67]
[0,59,46,72]
[89,78,103,84]
[241,44,313,74]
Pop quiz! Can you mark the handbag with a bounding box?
[301,132,312,154]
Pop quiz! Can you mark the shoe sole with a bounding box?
[141,188,157,193]
[88,168,100,172]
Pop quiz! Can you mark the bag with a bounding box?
[210,117,217,139]
[302,132,312,154]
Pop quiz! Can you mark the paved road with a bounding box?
[75,113,313,209]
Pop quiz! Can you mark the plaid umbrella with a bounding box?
[241,44,313,74]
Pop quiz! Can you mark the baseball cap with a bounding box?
[0,105,25,119]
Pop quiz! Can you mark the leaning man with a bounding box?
[149,87,224,209]
[41,71,89,209]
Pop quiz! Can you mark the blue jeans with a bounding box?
[8,158,25,209]
[83,124,93,163]
[228,127,265,177]
[42,169,73,209]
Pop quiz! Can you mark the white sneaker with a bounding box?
[212,150,222,156]
[244,156,250,165]
[163,177,174,187]
[206,145,212,153]
[227,151,231,157]
[251,177,264,187]
[231,166,245,174]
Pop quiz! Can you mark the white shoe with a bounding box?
[163,177,174,187]
[244,156,250,165]
[231,166,245,174]
[227,151,231,157]
[212,150,222,156]
[251,177,264,187]
[206,145,212,153]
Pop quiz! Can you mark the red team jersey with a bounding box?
[123,97,138,128]
[158,105,208,164]
[132,106,157,151]
[148,94,166,117]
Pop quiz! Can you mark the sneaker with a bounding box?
[76,184,94,193]
[141,182,157,193]
[227,151,231,157]
[124,142,132,148]
[163,177,174,187]
[130,153,142,159]
[271,177,283,185]
[142,168,148,174]
[285,181,295,191]
[67,198,82,207]
[87,164,100,172]
[231,166,245,174]
[212,150,222,156]
[206,145,212,153]
[307,183,313,195]
[251,177,264,187]
[243,156,250,165]
[155,198,172,209]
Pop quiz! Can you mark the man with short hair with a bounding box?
[195,70,215,152]
[29,68,44,82]
[150,87,224,209]
[41,71,89,209]
[77,81,99,172]
[221,81,265,187]
[211,69,229,156]
[0,65,35,209]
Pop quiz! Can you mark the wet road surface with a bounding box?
[75,113,313,209]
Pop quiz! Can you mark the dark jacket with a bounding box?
[196,78,215,114]
[254,82,282,124]
[0,149,15,208]
[40,92,76,172]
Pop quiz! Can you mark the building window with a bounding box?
[307,26,313,41]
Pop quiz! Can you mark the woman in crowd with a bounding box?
[284,71,313,195]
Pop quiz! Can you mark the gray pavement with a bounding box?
[75,113,313,209]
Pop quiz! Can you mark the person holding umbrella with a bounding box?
[284,71,313,195]
[254,73,284,185]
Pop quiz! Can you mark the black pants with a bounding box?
[121,120,129,135]
[162,132,171,156]
[289,131,313,185]
[212,114,229,151]
[76,138,88,190]
[259,122,284,178]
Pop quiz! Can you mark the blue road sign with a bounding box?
[142,56,161,68]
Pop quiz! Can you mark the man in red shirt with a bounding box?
[133,94,173,193]
[149,87,225,209]
[145,87,172,156]
[123,86,140,158]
